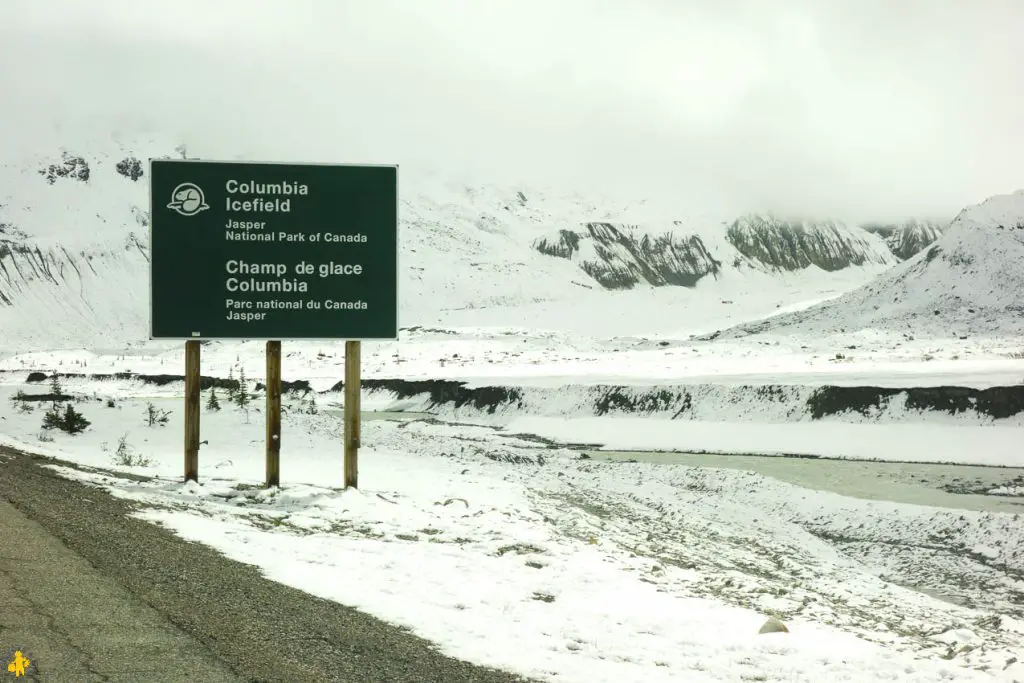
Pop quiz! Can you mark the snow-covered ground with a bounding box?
[2,324,1022,389]
[3,374,1024,682]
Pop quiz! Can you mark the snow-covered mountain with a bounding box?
[860,219,947,260]
[708,190,1024,340]
[0,135,933,351]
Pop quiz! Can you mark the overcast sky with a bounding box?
[1,0,1021,221]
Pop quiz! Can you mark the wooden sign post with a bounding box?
[344,340,362,489]
[266,340,282,488]
[184,340,201,482]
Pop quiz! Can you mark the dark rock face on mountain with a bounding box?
[533,215,899,290]
[533,222,722,289]
[115,156,145,182]
[726,214,894,272]
[0,217,27,240]
[860,219,946,260]
[39,152,91,184]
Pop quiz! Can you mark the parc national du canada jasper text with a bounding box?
[224,259,368,322]
[150,160,398,340]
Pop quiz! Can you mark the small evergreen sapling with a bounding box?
[42,404,91,435]
[206,387,221,411]
[235,367,251,410]
[49,373,63,398]
[39,372,90,435]
[234,367,253,423]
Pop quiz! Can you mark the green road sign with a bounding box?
[149,160,398,340]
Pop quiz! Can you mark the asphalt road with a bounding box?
[0,446,534,683]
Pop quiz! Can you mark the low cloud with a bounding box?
[2,0,1021,221]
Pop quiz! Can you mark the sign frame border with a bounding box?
[147,157,401,342]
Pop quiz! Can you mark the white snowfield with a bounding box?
[2,326,1023,391]
[1,384,1022,683]
[3,134,1024,681]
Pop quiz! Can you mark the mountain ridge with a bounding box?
[860,219,947,260]
[0,137,963,350]
[530,214,899,290]
[701,189,1024,341]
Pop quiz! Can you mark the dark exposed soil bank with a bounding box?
[806,385,1024,420]
[6,370,1023,421]
[20,370,318,395]
[354,380,1024,421]
[332,379,524,415]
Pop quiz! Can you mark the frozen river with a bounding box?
[587,449,1024,513]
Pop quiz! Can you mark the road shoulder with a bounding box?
[0,447,533,683]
